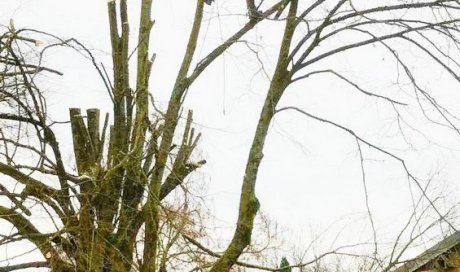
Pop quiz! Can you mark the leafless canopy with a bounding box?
[1,1,460,272]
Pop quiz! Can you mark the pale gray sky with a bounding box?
[1,0,460,270]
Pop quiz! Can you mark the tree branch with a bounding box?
[0,261,49,272]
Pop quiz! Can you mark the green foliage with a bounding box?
[106,234,118,245]
[280,257,291,272]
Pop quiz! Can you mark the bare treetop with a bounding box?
[1,1,460,271]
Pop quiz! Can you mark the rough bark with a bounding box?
[209,1,298,270]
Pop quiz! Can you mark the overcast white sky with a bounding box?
[2,0,460,270]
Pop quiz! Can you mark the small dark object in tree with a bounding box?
[279,257,291,272]
[204,0,214,5]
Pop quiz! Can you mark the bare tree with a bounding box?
[1,0,460,271]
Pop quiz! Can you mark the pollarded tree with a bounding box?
[1,0,460,272]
